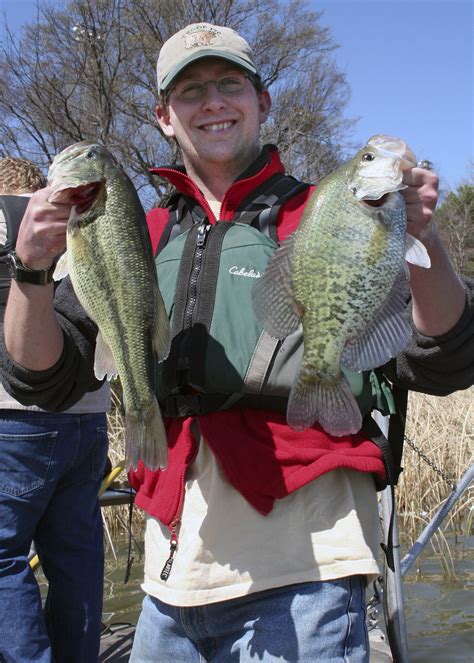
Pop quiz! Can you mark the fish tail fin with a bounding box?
[287,365,362,436]
[125,398,168,470]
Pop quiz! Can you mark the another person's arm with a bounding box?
[1,187,101,409]
[4,187,68,368]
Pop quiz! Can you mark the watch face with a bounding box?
[6,252,18,277]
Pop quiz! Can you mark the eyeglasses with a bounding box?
[169,73,252,103]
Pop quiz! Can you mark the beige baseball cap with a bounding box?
[157,23,258,92]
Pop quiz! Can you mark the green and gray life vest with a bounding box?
[154,174,396,425]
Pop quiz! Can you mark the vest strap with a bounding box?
[243,331,281,394]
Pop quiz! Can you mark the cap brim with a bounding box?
[160,51,257,91]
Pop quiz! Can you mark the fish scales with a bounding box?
[294,175,405,374]
[71,194,153,405]
[253,135,423,436]
[49,142,170,469]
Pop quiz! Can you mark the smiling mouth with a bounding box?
[201,121,235,132]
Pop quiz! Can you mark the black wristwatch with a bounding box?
[7,251,55,285]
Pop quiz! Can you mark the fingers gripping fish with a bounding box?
[252,135,430,436]
[48,142,170,469]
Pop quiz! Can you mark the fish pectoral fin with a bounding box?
[342,270,412,371]
[53,251,69,281]
[252,235,301,339]
[405,233,431,268]
[287,365,362,436]
[152,286,171,362]
[94,330,119,380]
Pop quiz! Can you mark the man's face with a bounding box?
[156,58,271,175]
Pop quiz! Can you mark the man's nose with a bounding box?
[201,82,227,108]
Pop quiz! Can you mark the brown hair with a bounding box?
[0,156,46,194]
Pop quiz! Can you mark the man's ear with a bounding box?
[258,90,272,125]
[155,103,175,138]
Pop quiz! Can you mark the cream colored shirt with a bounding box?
[142,427,381,607]
[207,199,221,219]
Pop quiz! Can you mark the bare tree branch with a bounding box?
[1,0,358,205]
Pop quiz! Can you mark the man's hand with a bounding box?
[15,186,72,270]
[401,167,439,246]
[400,167,467,336]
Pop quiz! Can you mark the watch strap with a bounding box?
[7,251,55,285]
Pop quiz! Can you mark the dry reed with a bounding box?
[397,386,473,549]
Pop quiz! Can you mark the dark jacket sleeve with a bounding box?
[0,276,103,410]
[384,277,474,395]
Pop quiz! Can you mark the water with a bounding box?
[102,540,145,626]
[100,534,473,662]
[401,540,474,662]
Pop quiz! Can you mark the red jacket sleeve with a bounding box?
[276,185,316,242]
[146,207,170,255]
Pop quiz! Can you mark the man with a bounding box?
[1,23,473,662]
[0,157,110,663]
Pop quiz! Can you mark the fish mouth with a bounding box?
[358,191,398,210]
[361,192,390,208]
[49,181,104,213]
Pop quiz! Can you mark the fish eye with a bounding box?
[362,153,375,161]
[86,149,97,159]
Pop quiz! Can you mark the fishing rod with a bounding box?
[401,464,473,577]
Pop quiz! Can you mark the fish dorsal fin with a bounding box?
[252,234,302,339]
[152,284,171,362]
[94,330,119,380]
[342,270,412,371]
[405,232,431,268]
[53,251,69,281]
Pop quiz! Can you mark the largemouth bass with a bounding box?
[48,141,170,469]
[252,135,430,436]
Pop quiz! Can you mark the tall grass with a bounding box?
[101,387,138,536]
[396,386,473,560]
[103,387,473,548]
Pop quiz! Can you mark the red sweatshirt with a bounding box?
[128,146,386,526]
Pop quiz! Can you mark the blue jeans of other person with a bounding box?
[130,576,369,662]
[0,411,109,663]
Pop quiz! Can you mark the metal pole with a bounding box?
[401,465,473,577]
[374,411,410,662]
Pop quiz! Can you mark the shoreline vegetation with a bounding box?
[103,386,473,563]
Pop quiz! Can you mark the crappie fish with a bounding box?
[48,141,170,469]
[252,135,430,436]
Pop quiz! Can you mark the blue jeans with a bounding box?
[0,410,109,663]
[130,577,369,662]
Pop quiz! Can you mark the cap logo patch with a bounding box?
[182,26,221,49]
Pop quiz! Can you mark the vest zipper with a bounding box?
[160,526,178,581]
[159,498,184,582]
[184,223,211,329]
[177,223,212,373]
